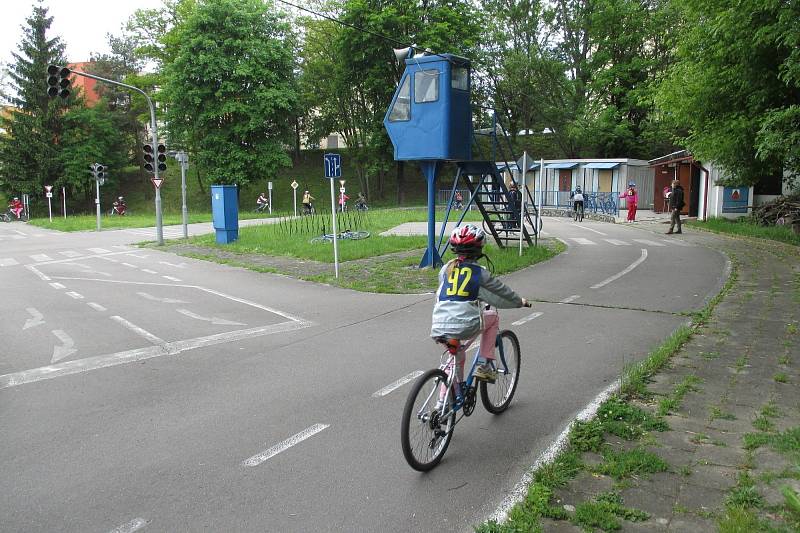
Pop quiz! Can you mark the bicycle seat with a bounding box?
[434,337,461,354]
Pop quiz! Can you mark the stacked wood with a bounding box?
[751,193,800,230]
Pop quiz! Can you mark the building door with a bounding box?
[598,170,612,192]
[653,165,672,212]
[678,163,692,215]
[558,169,572,192]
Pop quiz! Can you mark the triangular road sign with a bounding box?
[151,177,164,189]
[44,185,53,192]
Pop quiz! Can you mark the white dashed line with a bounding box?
[159,261,187,269]
[30,254,53,262]
[141,269,158,274]
[162,276,182,282]
[0,258,19,266]
[88,248,111,254]
[372,371,424,397]
[511,312,543,326]
[633,239,665,247]
[58,250,82,258]
[591,249,648,289]
[603,239,630,246]
[110,316,165,345]
[96,256,120,263]
[107,518,147,533]
[65,291,84,299]
[121,263,137,268]
[49,282,65,289]
[88,302,107,312]
[569,237,596,245]
[243,424,330,467]
[559,295,581,304]
[572,224,607,236]
[25,265,50,281]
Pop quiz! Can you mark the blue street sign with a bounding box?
[324,153,342,179]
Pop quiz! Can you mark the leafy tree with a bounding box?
[162,0,298,187]
[0,4,70,200]
[658,0,800,186]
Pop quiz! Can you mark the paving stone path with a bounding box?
[538,232,799,531]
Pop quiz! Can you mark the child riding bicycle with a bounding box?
[431,224,529,385]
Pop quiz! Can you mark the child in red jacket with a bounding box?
[620,182,638,222]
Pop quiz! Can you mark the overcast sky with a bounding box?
[2,0,164,67]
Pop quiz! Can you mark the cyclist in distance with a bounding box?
[255,192,269,212]
[302,190,315,214]
[431,224,529,383]
[8,197,24,219]
[570,186,584,212]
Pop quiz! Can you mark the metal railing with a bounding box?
[539,191,620,216]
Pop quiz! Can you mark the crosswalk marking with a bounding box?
[603,239,630,246]
[0,258,19,266]
[633,239,666,247]
[88,247,111,254]
[59,250,82,258]
[30,254,53,262]
[570,237,597,245]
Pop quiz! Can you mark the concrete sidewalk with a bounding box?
[534,231,799,531]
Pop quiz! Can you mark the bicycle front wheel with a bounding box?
[480,330,521,414]
[310,236,331,244]
[348,230,370,240]
[401,369,455,471]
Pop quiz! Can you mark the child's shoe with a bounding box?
[473,363,497,383]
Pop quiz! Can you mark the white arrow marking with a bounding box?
[177,308,245,326]
[591,249,648,289]
[51,330,76,363]
[23,308,45,330]
[136,291,187,304]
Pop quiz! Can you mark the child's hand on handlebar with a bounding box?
[522,298,532,308]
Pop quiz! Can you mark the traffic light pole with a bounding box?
[66,70,164,245]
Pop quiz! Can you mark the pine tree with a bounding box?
[0,3,71,200]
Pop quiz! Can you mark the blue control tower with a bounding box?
[384,52,472,267]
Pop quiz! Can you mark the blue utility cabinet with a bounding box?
[211,185,239,244]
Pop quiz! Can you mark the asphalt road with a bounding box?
[0,217,727,532]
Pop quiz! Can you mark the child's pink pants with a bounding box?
[441,309,499,397]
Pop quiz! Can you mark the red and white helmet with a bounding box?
[449,224,485,255]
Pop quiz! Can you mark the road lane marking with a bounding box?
[603,239,630,246]
[559,295,581,304]
[159,261,187,269]
[162,276,182,282]
[177,308,245,326]
[97,256,120,263]
[51,330,77,363]
[49,282,65,289]
[0,258,19,266]
[30,254,53,262]
[633,239,665,247]
[25,265,50,281]
[591,249,648,289]
[243,424,330,467]
[23,308,45,330]
[88,247,111,254]
[88,302,107,312]
[0,320,312,389]
[137,291,187,304]
[572,224,607,236]
[141,269,158,274]
[569,238,596,245]
[121,263,137,268]
[58,250,82,258]
[489,379,620,524]
[372,371,424,397]
[511,312,543,326]
[65,291,84,299]
[110,316,165,345]
[12,229,27,236]
[108,518,147,533]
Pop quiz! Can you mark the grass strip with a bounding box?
[27,211,273,231]
[686,218,800,247]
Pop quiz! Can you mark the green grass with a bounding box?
[592,447,669,480]
[573,492,649,531]
[686,217,800,246]
[27,211,271,232]
[774,372,790,383]
[657,375,702,416]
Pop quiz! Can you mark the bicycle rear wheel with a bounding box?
[401,369,455,471]
[310,236,331,244]
[480,330,521,414]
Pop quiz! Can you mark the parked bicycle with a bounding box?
[310,229,370,244]
[400,305,527,471]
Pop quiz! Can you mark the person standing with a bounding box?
[666,180,685,234]
[619,182,638,222]
[507,182,522,228]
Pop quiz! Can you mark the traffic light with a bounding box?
[143,144,155,173]
[157,144,167,172]
[46,64,71,99]
[96,164,106,180]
